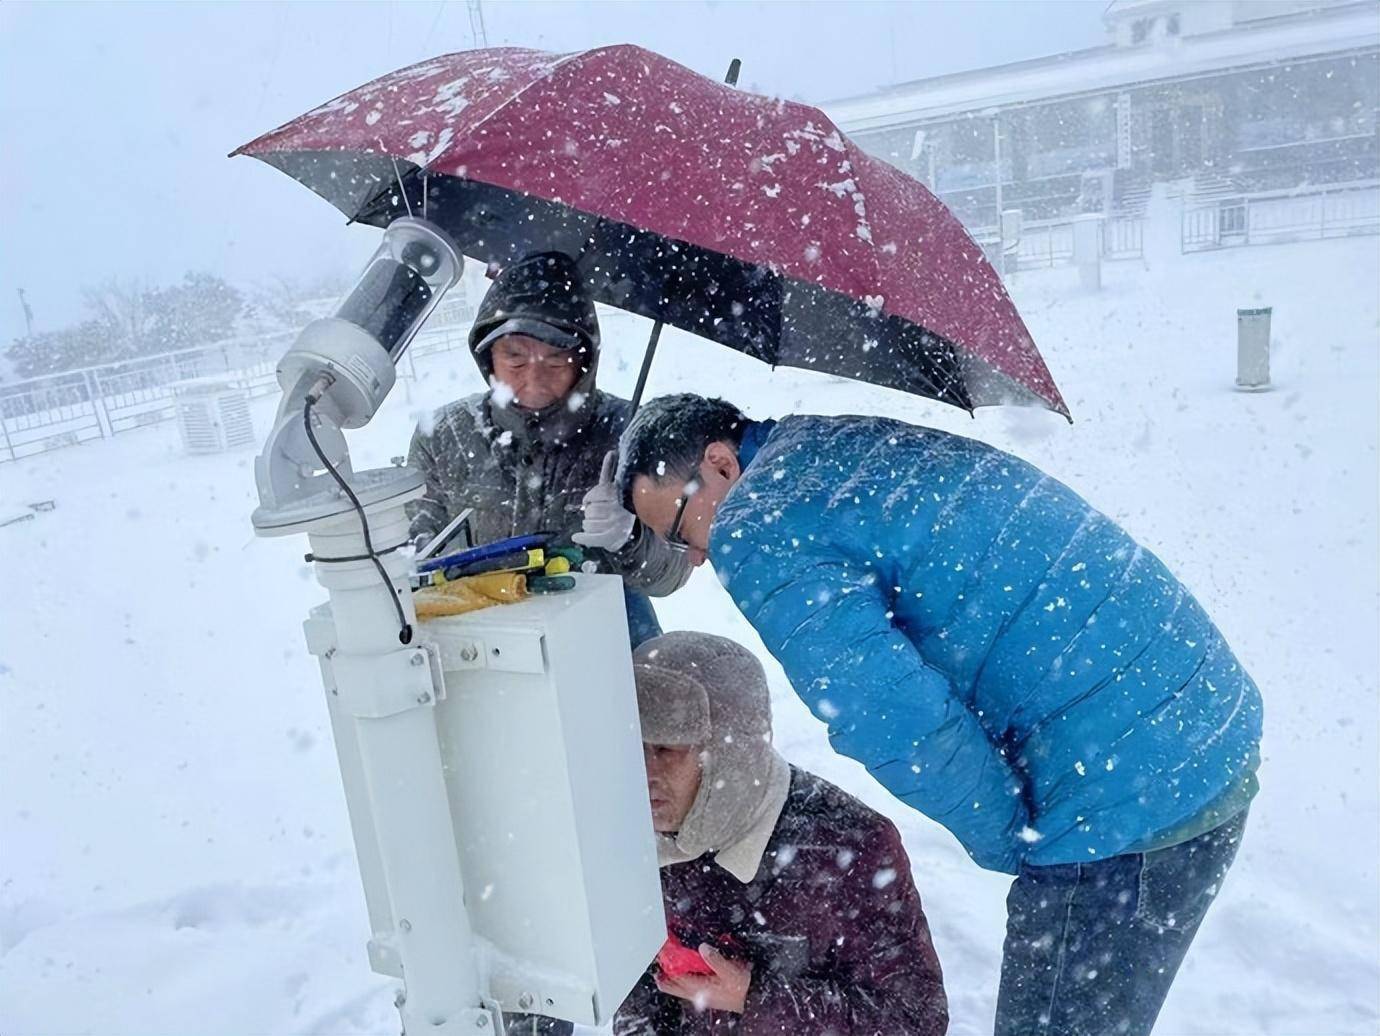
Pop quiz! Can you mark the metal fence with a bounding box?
[974,214,1145,270]
[1182,182,1380,252]
[0,315,488,465]
[0,332,282,462]
[1102,217,1145,259]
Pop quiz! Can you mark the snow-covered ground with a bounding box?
[3,228,1378,1035]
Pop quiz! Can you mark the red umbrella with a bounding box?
[233,45,1067,417]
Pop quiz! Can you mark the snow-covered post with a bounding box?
[83,369,114,439]
[1000,208,1023,276]
[1072,214,1103,291]
[1236,307,1272,390]
[0,400,15,462]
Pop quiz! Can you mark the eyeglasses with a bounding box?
[664,482,699,552]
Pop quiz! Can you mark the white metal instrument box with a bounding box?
[308,574,664,1026]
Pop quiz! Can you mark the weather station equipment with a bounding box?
[251,216,664,1035]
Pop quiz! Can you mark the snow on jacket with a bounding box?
[710,416,1262,873]
[614,767,948,1036]
[405,253,689,600]
[406,387,686,598]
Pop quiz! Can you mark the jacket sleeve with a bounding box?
[605,521,693,596]
[737,824,947,1036]
[613,970,682,1035]
[717,529,1028,874]
[405,420,457,551]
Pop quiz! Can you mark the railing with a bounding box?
[0,372,106,460]
[972,214,1145,270]
[1014,222,1075,268]
[1103,217,1144,259]
[406,323,472,362]
[1182,182,1380,252]
[0,323,445,464]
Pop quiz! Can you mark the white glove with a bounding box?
[573,451,637,552]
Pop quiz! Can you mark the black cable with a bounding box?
[302,396,413,645]
[305,542,407,564]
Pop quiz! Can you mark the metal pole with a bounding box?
[305,499,492,1035]
[0,395,16,462]
[467,0,488,47]
[993,116,1003,256]
[84,369,114,439]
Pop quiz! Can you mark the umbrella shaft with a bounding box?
[630,320,664,413]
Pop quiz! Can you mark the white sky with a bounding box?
[0,0,1108,346]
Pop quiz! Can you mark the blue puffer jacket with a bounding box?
[712,416,1262,873]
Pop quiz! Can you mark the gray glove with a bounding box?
[573,451,637,552]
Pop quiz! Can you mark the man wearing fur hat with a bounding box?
[405,252,689,645]
[616,631,948,1036]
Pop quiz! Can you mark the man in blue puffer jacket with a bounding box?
[618,393,1262,1036]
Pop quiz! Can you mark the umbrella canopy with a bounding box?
[234,45,1067,417]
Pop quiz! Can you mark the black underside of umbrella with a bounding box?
[258,151,1050,413]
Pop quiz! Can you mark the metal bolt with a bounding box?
[517,993,535,1011]
[410,653,425,667]
[475,1016,489,1029]
[391,455,406,467]
[459,644,478,662]
[399,918,412,932]
[416,692,431,704]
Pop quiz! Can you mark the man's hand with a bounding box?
[573,451,637,552]
[654,944,752,1014]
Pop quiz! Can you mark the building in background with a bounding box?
[828,0,1379,250]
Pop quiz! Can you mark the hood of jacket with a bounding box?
[633,631,792,882]
[469,251,603,452]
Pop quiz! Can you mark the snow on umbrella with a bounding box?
[232,45,1068,418]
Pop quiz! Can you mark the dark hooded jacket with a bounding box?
[405,253,690,608]
[614,768,948,1036]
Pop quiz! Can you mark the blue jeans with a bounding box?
[995,811,1247,1036]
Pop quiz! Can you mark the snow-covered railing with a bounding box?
[0,335,289,462]
[1,318,475,464]
[971,213,1145,270]
[1181,182,1380,252]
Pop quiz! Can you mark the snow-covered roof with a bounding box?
[826,1,1379,131]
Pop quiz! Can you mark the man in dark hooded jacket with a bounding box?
[405,252,689,645]
[616,631,948,1036]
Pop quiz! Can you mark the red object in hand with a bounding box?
[657,933,715,979]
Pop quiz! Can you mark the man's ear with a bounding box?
[703,440,741,483]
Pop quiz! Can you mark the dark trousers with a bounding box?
[995,811,1247,1036]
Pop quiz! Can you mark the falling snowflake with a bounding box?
[872,868,897,889]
